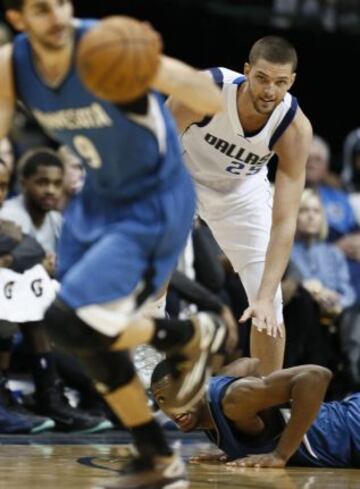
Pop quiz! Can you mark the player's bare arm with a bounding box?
[0,44,16,140]
[166,69,219,134]
[152,56,223,118]
[241,109,313,337]
[223,364,332,467]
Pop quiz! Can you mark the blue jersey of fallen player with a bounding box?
[205,376,360,468]
[12,19,184,203]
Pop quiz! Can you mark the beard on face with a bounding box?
[31,24,73,51]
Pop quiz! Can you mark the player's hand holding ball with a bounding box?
[76,16,163,103]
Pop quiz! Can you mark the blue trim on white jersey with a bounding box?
[269,96,298,149]
[191,67,223,129]
[192,70,245,130]
[193,115,212,128]
[208,67,224,88]
[233,75,246,85]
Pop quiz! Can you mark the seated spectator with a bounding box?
[306,135,360,300]
[292,188,356,315]
[282,271,329,369]
[287,189,359,393]
[0,156,112,433]
[0,147,63,258]
[0,160,52,434]
[341,128,360,224]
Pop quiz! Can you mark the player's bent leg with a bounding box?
[240,262,285,375]
[45,299,188,489]
[46,294,229,412]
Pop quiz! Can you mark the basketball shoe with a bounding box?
[94,453,188,489]
[166,312,228,413]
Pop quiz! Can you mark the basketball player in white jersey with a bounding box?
[167,36,313,374]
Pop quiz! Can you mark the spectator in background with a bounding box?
[306,135,360,300]
[0,152,112,433]
[57,145,85,210]
[292,189,355,314]
[0,159,54,434]
[0,147,63,264]
[287,189,358,391]
[341,128,360,224]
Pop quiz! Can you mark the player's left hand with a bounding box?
[239,299,283,338]
[226,451,287,468]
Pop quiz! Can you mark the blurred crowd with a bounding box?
[0,20,360,436]
[272,0,360,32]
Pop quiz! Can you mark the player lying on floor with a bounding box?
[151,357,360,468]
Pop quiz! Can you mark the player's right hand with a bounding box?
[239,299,283,338]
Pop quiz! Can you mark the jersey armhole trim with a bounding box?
[185,67,224,131]
[269,96,299,150]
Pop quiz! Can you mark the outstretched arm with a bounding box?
[152,56,222,121]
[0,44,16,140]
[223,364,332,467]
[240,109,313,337]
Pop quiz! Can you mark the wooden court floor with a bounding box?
[0,443,358,489]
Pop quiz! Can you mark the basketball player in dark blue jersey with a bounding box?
[151,358,360,469]
[0,1,234,488]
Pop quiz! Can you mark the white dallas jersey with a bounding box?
[182,67,298,192]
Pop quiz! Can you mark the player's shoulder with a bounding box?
[204,67,246,87]
[292,106,312,136]
[222,376,260,403]
[277,105,312,149]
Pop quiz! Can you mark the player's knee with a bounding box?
[44,298,114,355]
[81,350,136,394]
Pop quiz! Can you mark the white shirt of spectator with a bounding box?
[0,194,62,253]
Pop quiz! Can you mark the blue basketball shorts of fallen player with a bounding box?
[57,169,196,310]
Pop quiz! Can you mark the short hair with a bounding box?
[249,36,298,72]
[150,360,172,387]
[2,0,24,10]
[299,188,328,241]
[19,148,64,179]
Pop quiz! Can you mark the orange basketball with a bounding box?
[76,16,163,103]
